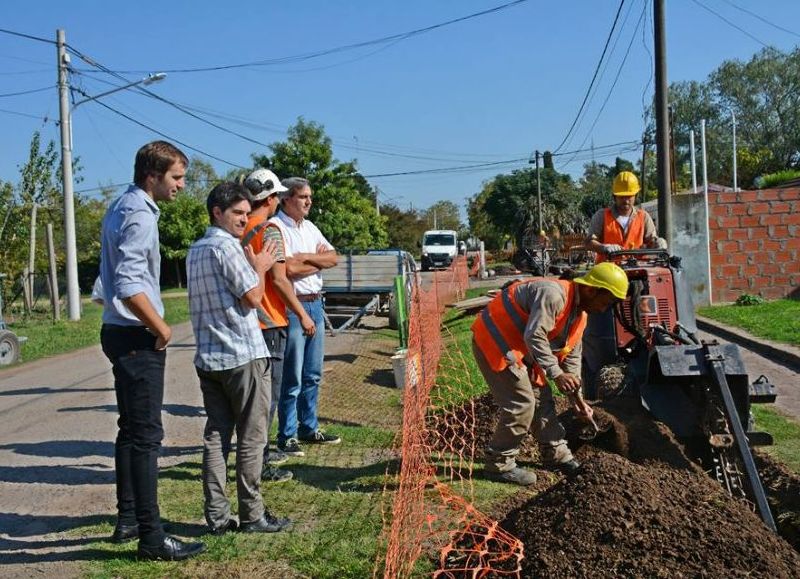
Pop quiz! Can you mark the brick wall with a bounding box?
[708,187,800,302]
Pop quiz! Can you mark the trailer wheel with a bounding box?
[387,291,398,330]
[0,330,20,366]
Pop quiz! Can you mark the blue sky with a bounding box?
[2,0,799,218]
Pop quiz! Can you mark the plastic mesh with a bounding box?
[377,257,524,578]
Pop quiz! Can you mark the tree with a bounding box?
[158,193,208,287]
[423,200,462,231]
[467,184,507,250]
[379,204,427,254]
[254,118,388,249]
[184,157,219,200]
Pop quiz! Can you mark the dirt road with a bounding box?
[0,318,390,577]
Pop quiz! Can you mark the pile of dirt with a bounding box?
[501,453,800,578]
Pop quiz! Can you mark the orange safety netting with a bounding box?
[377,257,524,578]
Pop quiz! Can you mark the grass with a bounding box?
[697,299,800,347]
[4,295,191,367]
[81,424,398,579]
[752,405,800,472]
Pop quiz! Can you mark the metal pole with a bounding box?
[689,129,697,193]
[654,0,673,248]
[640,135,648,196]
[731,109,738,192]
[57,29,80,321]
[535,150,542,234]
[701,119,713,305]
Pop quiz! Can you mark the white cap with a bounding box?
[243,168,288,200]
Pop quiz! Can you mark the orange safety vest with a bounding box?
[596,207,646,263]
[241,216,288,329]
[471,279,587,387]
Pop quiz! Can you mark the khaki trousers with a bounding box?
[472,339,571,473]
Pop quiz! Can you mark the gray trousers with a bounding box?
[472,339,572,473]
[197,357,270,528]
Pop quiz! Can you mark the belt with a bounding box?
[296,293,321,302]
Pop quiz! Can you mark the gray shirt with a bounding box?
[99,185,164,326]
[512,279,583,380]
[187,226,269,372]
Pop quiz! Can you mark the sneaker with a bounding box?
[486,466,537,486]
[261,464,293,483]
[277,438,305,457]
[266,450,289,466]
[299,430,341,445]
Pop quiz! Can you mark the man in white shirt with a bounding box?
[269,177,339,456]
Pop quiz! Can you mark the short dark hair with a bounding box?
[133,141,188,187]
[206,181,252,224]
[280,176,310,200]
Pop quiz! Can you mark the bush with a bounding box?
[735,293,766,306]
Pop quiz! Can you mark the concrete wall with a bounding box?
[643,187,800,305]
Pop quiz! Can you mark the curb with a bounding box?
[695,315,800,373]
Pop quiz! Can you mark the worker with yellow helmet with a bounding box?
[470,262,628,486]
[584,171,666,260]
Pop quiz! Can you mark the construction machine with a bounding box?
[589,248,778,531]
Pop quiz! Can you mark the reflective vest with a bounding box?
[597,207,646,263]
[471,279,587,387]
[241,217,288,329]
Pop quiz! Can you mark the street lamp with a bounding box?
[57,28,166,320]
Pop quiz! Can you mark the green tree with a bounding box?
[423,200,462,231]
[467,184,507,250]
[380,204,427,254]
[254,118,388,249]
[158,193,208,287]
[184,157,219,200]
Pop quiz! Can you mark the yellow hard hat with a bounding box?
[612,171,640,196]
[573,262,629,299]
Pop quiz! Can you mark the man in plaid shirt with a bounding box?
[186,181,290,535]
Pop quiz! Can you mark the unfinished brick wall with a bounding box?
[708,187,800,302]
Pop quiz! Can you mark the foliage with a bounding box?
[254,118,388,249]
[698,299,800,347]
[158,192,209,286]
[423,200,462,232]
[379,203,427,253]
[466,184,507,251]
[184,157,219,200]
[757,168,800,189]
[662,46,800,189]
[734,293,766,306]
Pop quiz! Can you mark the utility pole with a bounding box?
[535,150,542,234]
[640,134,648,196]
[57,29,81,321]
[654,0,673,249]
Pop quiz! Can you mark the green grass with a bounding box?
[81,424,399,579]
[697,299,800,347]
[752,405,800,472]
[4,295,190,367]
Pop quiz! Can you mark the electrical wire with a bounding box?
[0,27,56,45]
[0,107,49,121]
[717,0,800,39]
[689,0,769,47]
[553,0,626,154]
[0,85,53,98]
[68,0,530,75]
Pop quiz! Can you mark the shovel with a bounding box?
[566,390,601,440]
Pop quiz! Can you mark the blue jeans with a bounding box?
[278,299,324,444]
[262,327,287,459]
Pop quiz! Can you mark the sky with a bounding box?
[2,0,800,221]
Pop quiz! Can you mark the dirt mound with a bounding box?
[502,453,800,578]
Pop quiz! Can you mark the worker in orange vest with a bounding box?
[584,171,666,261]
[471,262,629,485]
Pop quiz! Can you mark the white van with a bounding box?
[420,229,458,271]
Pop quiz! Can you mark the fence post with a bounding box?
[46,223,60,321]
[393,275,408,348]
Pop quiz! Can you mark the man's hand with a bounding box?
[316,242,329,254]
[245,239,278,274]
[603,243,623,254]
[300,314,316,337]
[154,324,172,351]
[554,372,582,393]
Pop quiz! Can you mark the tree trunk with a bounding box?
[174,260,182,289]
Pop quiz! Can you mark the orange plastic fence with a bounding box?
[377,257,524,578]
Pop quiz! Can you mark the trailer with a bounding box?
[321,250,417,336]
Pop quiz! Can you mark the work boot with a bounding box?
[486,466,537,486]
[541,445,581,475]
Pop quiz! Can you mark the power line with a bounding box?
[553,0,626,154]
[69,0,530,75]
[0,85,53,98]
[0,27,56,45]
[718,0,800,39]
[689,0,769,47]
[0,107,50,121]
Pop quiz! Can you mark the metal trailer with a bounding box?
[320,250,417,336]
[0,274,26,365]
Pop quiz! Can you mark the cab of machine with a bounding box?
[420,229,458,271]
